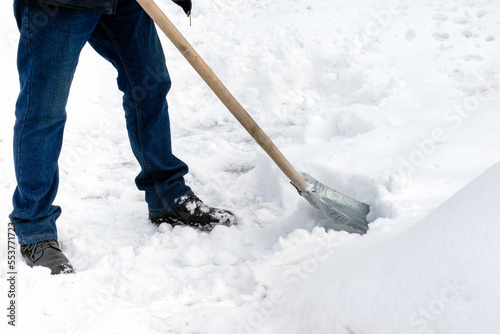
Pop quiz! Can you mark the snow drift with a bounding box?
[256,162,500,334]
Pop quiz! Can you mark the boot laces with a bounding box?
[25,240,54,262]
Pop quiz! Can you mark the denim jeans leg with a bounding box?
[10,0,101,245]
[87,0,193,214]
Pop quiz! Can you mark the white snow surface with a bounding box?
[1,0,500,333]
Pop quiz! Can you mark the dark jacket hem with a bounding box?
[35,0,118,15]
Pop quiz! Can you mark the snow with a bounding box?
[1,0,499,333]
[254,163,500,334]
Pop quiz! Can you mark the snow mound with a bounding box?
[259,162,500,334]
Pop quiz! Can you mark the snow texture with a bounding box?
[1,0,500,333]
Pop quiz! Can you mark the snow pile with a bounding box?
[0,0,500,333]
[253,162,500,334]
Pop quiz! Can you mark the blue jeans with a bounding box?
[11,0,193,245]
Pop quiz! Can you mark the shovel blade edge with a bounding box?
[300,173,370,234]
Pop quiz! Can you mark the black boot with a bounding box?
[149,196,236,232]
[21,240,74,275]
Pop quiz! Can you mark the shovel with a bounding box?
[137,0,371,234]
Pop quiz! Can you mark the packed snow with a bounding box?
[1,0,500,333]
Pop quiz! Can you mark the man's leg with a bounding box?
[86,0,235,230]
[10,0,101,245]
[87,0,193,214]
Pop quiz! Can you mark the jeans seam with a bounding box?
[15,0,34,214]
[97,20,173,211]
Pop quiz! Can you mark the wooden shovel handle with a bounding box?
[137,0,308,191]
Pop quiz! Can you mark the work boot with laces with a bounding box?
[149,195,236,232]
[20,240,74,275]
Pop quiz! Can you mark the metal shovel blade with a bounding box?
[300,173,370,234]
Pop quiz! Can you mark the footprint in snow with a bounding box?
[453,15,469,25]
[433,32,449,41]
[476,9,488,18]
[463,54,484,62]
[432,13,449,24]
[461,30,476,38]
[405,30,416,41]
